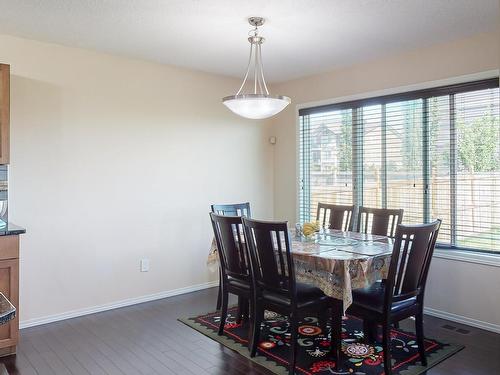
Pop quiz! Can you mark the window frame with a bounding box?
[298,79,497,116]
[297,74,500,257]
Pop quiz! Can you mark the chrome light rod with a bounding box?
[222,17,291,120]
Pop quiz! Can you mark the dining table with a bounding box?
[207,228,394,367]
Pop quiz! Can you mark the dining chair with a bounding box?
[316,203,354,231]
[348,219,441,375]
[211,202,251,217]
[211,202,251,310]
[242,217,333,375]
[357,206,404,237]
[209,213,253,337]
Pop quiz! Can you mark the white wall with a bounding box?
[268,30,500,331]
[0,34,274,325]
[425,257,500,332]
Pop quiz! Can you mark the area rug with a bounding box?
[179,307,463,375]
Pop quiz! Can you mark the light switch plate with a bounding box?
[140,258,150,272]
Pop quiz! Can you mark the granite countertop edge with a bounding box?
[0,223,26,236]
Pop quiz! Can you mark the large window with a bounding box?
[299,78,500,253]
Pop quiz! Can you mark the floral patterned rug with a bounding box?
[179,307,463,375]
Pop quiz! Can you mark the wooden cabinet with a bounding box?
[0,235,19,356]
[0,64,20,356]
[0,64,9,165]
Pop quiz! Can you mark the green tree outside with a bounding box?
[457,114,500,173]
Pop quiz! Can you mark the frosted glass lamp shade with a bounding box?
[222,94,291,120]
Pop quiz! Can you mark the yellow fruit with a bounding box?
[303,228,314,236]
[302,221,319,235]
[302,222,317,237]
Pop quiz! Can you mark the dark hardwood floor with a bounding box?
[1,288,499,374]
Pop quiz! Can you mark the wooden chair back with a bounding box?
[242,217,296,300]
[316,203,354,231]
[211,202,251,217]
[210,213,250,282]
[357,207,404,237]
[385,220,441,310]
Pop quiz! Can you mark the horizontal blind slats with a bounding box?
[299,80,500,253]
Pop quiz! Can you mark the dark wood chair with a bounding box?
[211,202,251,217]
[242,217,333,375]
[211,202,251,310]
[348,220,441,375]
[209,213,252,337]
[357,206,404,237]
[316,203,354,231]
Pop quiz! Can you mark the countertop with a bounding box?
[0,223,25,236]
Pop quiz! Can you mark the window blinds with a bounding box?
[299,78,500,253]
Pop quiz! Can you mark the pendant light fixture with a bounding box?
[222,17,290,120]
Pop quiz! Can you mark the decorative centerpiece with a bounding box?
[301,221,320,239]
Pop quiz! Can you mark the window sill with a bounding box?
[434,248,500,267]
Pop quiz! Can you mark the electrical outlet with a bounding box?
[140,258,150,272]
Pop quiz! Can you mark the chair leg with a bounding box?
[216,269,222,310]
[319,308,329,334]
[330,299,343,370]
[248,297,253,321]
[250,304,263,357]
[382,323,392,375]
[289,312,299,375]
[247,298,255,350]
[363,319,376,343]
[237,297,250,324]
[415,313,427,366]
[243,298,250,322]
[236,296,243,324]
[218,288,229,336]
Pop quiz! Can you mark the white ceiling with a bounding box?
[0,0,498,83]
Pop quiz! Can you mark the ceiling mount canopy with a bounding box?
[222,17,291,120]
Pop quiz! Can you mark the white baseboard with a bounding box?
[20,280,218,329]
[424,306,500,334]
